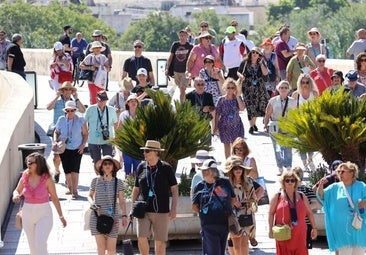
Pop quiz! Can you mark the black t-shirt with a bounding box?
[59,34,71,54]
[170,41,193,73]
[192,178,235,226]
[123,56,153,83]
[185,90,214,119]
[7,43,26,71]
[134,160,177,213]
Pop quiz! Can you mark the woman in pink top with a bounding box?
[186,31,223,79]
[309,54,333,95]
[13,152,67,255]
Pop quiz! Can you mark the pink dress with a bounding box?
[275,193,308,255]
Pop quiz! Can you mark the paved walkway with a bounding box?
[0,76,333,254]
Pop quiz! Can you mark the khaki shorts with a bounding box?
[137,212,170,241]
[174,72,189,88]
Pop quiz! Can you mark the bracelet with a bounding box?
[59,216,64,219]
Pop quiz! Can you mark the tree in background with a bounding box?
[0,1,117,49]
[274,88,366,169]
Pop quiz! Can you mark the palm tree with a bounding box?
[275,88,366,169]
[111,89,211,170]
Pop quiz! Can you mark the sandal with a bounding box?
[250,238,258,247]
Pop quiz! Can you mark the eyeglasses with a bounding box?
[66,109,76,113]
[144,149,152,153]
[361,59,366,62]
[279,86,289,89]
[27,161,36,166]
[227,86,236,90]
[317,59,325,63]
[196,83,205,87]
[102,161,113,166]
[309,32,318,36]
[234,147,244,152]
[134,45,142,49]
[301,81,310,84]
[201,25,208,28]
[284,179,296,183]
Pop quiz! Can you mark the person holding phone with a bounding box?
[237,47,269,135]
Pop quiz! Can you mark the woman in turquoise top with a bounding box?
[317,161,366,255]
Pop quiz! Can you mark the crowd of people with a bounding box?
[5,21,366,255]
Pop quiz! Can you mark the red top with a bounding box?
[21,172,50,204]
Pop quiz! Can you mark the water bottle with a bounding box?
[359,199,364,214]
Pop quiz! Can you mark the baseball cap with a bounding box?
[137,68,148,76]
[225,26,236,34]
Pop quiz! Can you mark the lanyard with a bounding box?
[145,162,158,189]
[66,117,75,140]
[97,106,109,131]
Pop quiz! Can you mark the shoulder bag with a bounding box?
[52,140,67,154]
[15,198,24,229]
[79,56,94,81]
[342,182,363,230]
[94,177,117,234]
[272,193,292,241]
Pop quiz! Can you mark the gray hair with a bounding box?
[12,33,22,43]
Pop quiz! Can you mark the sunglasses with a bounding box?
[66,109,76,113]
[361,59,366,62]
[279,86,289,89]
[27,161,36,166]
[337,170,351,175]
[301,81,310,84]
[196,83,205,87]
[233,167,243,171]
[204,60,214,64]
[134,45,142,49]
[251,51,259,55]
[317,59,325,63]
[231,24,238,27]
[309,32,318,36]
[284,179,296,183]
[102,161,113,166]
[202,36,211,40]
[227,86,236,90]
[144,149,153,153]
[201,25,208,28]
[234,147,244,152]
[63,88,72,91]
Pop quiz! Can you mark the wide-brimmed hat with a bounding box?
[89,41,106,52]
[196,31,214,40]
[250,47,263,56]
[95,155,120,174]
[260,38,274,48]
[140,140,165,151]
[63,100,77,112]
[307,27,321,37]
[126,94,138,104]
[191,150,211,164]
[58,81,76,92]
[198,159,218,171]
[92,30,102,37]
[204,55,215,62]
[331,70,344,82]
[223,156,252,173]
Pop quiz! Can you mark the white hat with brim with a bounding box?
[191,150,211,164]
[140,140,165,151]
[89,41,106,52]
[63,100,77,112]
[198,159,218,171]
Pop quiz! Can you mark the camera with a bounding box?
[101,125,109,140]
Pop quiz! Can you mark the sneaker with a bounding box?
[54,173,60,183]
[249,127,254,135]
[253,125,258,132]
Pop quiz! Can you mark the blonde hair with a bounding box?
[336,161,359,180]
[119,77,134,92]
[231,137,250,158]
[279,170,301,190]
[296,73,319,94]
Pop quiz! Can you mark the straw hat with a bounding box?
[196,31,214,40]
[95,155,120,174]
[140,140,165,151]
[58,81,76,93]
[223,155,252,174]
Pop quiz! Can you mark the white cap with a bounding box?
[137,68,148,76]
[54,41,63,51]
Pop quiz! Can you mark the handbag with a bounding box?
[238,214,253,227]
[46,124,56,137]
[131,201,147,219]
[79,69,93,81]
[93,177,118,234]
[52,140,67,154]
[83,208,92,231]
[272,224,291,241]
[342,182,363,230]
[122,221,134,255]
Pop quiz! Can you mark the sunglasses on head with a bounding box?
[66,109,76,113]
[284,178,296,183]
[134,45,142,49]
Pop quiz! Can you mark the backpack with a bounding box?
[265,52,276,82]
